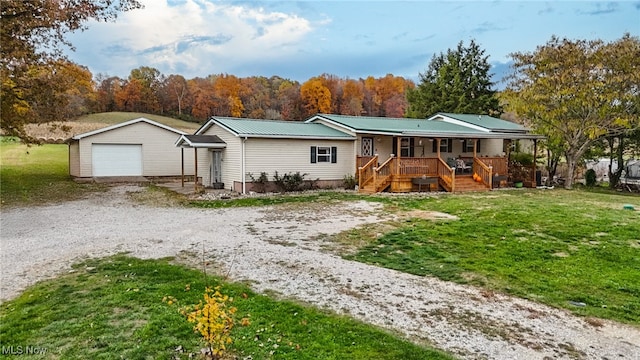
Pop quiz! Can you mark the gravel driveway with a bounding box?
[1,185,639,359]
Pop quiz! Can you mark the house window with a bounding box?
[400,137,411,157]
[463,139,481,153]
[392,137,415,157]
[311,146,337,163]
[433,139,453,153]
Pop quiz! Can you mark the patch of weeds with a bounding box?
[128,184,189,207]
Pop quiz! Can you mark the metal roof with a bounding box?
[432,113,527,132]
[200,117,355,140]
[175,134,226,148]
[309,114,485,134]
[308,113,542,139]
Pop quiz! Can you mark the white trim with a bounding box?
[428,115,490,132]
[72,117,187,140]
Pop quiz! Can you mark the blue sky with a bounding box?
[66,0,640,87]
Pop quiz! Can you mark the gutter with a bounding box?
[242,137,247,194]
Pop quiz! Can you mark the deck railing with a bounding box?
[376,156,395,178]
[357,155,378,190]
[398,157,439,176]
[356,156,375,178]
[473,157,493,187]
[479,157,508,178]
[437,158,455,192]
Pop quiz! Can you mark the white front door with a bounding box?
[211,150,222,185]
[361,137,374,156]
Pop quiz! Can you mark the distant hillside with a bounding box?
[25,112,203,142]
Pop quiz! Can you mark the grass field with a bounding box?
[74,112,202,132]
[0,139,105,207]
[0,256,452,360]
[24,112,202,140]
[336,190,640,324]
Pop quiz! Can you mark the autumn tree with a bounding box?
[128,66,163,113]
[160,74,189,116]
[406,39,500,118]
[341,79,364,115]
[189,77,217,120]
[505,34,640,188]
[1,0,143,140]
[300,77,332,116]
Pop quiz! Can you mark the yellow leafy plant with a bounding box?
[181,286,237,359]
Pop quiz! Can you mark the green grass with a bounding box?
[345,189,640,324]
[75,112,202,132]
[189,191,368,208]
[0,256,452,360]
[0,140,105,207]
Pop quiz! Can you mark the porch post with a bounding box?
[533,139,538,186]
[436,138,441,159]
[194,147,198,192]
[396,136,401,175]
[473,139,477,158]
[181,148,184,187]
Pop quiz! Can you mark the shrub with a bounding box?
[585,169,597,187]
[343,174,357,189]
[248,172,269,193]
[273,171,307,192]
[511,152,534,166]
[180,286,237,359]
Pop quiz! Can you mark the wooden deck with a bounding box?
[357,156,524,193]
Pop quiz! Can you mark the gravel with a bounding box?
[1,185,639,359]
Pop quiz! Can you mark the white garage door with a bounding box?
[92,144,143,176]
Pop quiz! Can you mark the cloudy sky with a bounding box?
[65,0,639,86]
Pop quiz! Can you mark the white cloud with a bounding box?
[68,0,313,77]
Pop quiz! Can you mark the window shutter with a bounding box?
[392,137,397,156]
[476,140,481,152]
[311,146,317,163]
[432,140,437,153]
[447,139,453,153]
[409,138,415,157]
[331,146,337,163]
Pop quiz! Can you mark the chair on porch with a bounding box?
[456,158,471,174]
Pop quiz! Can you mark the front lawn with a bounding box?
[343,190,640,324]
[0,139,104,207]
[0,256,452,360]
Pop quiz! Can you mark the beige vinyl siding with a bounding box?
[76,121,193,177]
[244,138,355,180]
[200,125,242,188]
[69,142,80,177]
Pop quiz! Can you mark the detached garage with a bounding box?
[68,117,195,179]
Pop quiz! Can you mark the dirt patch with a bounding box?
[401,209,459,221]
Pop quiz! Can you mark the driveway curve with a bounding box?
[1,185,639,359]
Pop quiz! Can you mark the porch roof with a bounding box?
[197,117,355,140]
[175,134,226,148]
[429,113,528,133]
[308,114,544,139]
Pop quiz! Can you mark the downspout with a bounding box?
[242,137,247,194]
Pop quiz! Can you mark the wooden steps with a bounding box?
[454,175,490,192]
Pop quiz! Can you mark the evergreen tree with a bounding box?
[406,39,501,118]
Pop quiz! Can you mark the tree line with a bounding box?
[92,71,415,122]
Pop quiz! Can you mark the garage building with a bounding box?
[68,117,195,179]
